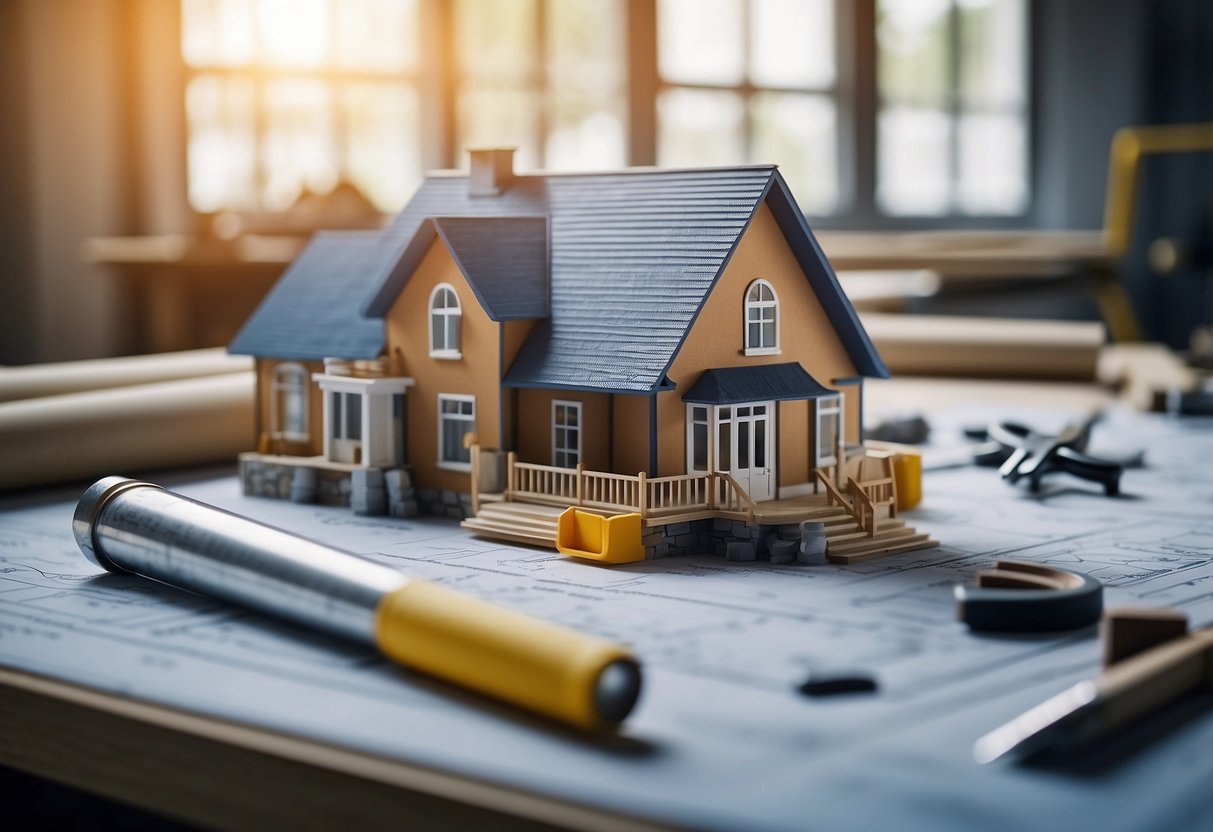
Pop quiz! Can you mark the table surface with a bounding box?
[2,399,1211,831]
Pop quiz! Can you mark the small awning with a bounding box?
[681,363,839,405]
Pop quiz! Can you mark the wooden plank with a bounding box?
[0,667,661,832]
[828,537,939,564]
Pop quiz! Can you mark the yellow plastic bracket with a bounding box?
[556,508,645,564]
[890,451,922,512]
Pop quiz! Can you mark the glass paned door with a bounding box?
[701,401,775,501]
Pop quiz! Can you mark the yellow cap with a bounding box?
[375,581,641,731]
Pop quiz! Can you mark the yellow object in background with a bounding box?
[556,508,646,564]
[890,451,923,511]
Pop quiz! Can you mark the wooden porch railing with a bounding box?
[815,469,858,520]
[502,454,755,523]
[508,453,580,506]
[852,476,896,519]
[707,472,757,525]
[493,452,890,531]
[815,469,890,538]
[847,477,879,537]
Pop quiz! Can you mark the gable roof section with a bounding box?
[501,168,887,390]
[499,167,780,392]
[681,363,837,404]
[230,166,887,385]
[763,174,888,379]
[386,216,549,321]
[228,231,397,361]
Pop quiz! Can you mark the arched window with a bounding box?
[429,284,462,358]
[744,279,779,354]
[271,362,308,440]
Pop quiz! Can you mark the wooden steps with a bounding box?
[461,497,938,563]
[461,501,561,548]
[827,534,940,564]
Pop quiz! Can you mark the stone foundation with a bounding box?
[643,516,810,561]
[239,456,420,518]
[414,487,475,520]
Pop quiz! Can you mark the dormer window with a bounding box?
[744,279,779,355]
[429,283,462,358]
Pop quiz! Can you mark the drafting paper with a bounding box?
[1,406,1211,831]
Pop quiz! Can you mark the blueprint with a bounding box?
[1,405,1211,831]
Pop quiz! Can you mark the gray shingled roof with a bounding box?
[230,167,888,389]
[392,216,549,321]
[228,231,397,361]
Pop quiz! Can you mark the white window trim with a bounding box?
[685,404,711,473]
[330,391,364,442]
[428,283,463,360]
[437,393,475,471]
[270,362,309,442]
[814,395,843,468]
[743,279,781,356]
[552,400,583,468]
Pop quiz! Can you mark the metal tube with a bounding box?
[72,477,643,730]
[73,477,406,644]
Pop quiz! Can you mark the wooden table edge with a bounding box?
[0,666,668,832]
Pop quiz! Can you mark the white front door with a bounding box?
[715,402,775,502]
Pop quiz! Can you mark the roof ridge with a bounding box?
[422,164,778,180]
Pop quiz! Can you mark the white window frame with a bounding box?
[744,279,780,356]
[330,391,363,441]
[814,395,843,468]
[429,283,463,359]
[685,405,711,473]
[270,362,309,441]
[552,400,583,469]
[437,393,475,471]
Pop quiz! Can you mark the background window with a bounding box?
[179,0,1030,223]
[181,0,422,213]
[656,0,840,216]
[876,0,1028,216]
[454,0,627,172]
[439,395,475,468]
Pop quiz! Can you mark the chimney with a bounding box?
[468,148,516,197]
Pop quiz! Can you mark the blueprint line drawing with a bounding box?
[1,405,1211,831]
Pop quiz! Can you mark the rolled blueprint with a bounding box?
[0,373,253,490]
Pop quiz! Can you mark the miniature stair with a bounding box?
[799,504,938,564]
[461,501,563,548]
[462,499,938,562]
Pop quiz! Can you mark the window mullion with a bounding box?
[850,0,878,220]
[947,0,962,212]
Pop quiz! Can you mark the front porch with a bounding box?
[461,448,937,563]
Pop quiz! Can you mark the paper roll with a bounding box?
[0,348,251,403]
[0,373,254,490]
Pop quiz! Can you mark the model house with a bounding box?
[230,150,935,563]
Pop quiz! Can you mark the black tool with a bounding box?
[955,560,1103,632]
[974,416,1124,496]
